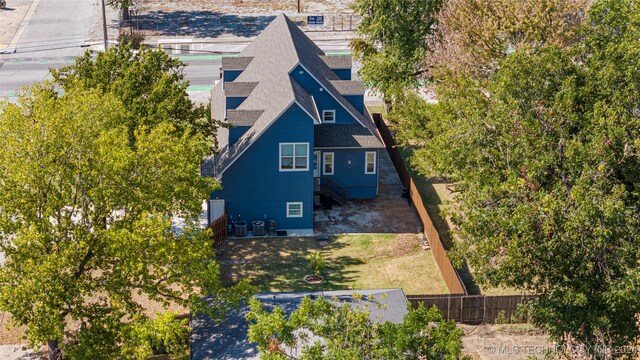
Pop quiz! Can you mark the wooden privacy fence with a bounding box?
[372,114,466,295]
[208,213,228,247]
[407,294,538,324]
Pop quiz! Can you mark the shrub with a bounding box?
[307,251,326,275]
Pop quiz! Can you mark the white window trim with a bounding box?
[322,110,336,123]
[365,151,377,174]
[323,152,334,175]
[286,202,304,218]
[279,143,309,172]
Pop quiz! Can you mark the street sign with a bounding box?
[307,16,325,26]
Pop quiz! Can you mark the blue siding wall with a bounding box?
[226,96,245,109]
[291,65,359,125]
[229,126,250,147]
[333,68,351,80]
[223,70,241,82]
[319,149,379,199]
[344,95,364,113]
[212,103,315,230]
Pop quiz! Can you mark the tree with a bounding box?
[390,0,640,356]
[246,295,463,359]
[51,44,214,148]
[106,0,135,21]
[430,0,590,78]
[350,0,442,98]
[0,81,251,358]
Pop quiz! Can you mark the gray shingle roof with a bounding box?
[190,289,408,360]
[227,110,264,126]
[207,14,381,177]
[320,55,352,69]
[315,124,384,148]
[224,82,259,97]
[330,80,366,95]
[221,56,254,70]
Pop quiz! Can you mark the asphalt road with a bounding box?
[0,56,224,102]
[8,0,103,58]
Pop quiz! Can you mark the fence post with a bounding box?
[483,296,487,323]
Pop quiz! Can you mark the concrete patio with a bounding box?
[314,150,422,237]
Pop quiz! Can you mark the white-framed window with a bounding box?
[323,152,334,175]
[280,143,309,171]
[286,202,303,218]
[365,151,377,174]
[322,110,336,123]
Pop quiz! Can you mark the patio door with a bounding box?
[313,151,321,178]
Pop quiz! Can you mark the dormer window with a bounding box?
[322,110,336,123]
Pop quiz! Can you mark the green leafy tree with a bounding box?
[51,44,213,148]
[246,296,463,359]
[306,251,326,276]
[390,0,640,356]
[0,81,251,359]
[350,0,443,97]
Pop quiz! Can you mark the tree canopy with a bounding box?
[350,0,442,97]
[383,0,640,355]
[52,44,214,147]
[0,47,251,359]
[246,295,463,360]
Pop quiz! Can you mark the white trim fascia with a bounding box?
[279,142,310,172]
[217,101,317,176]
[310,95,321,125]
[289,63,367,128]
[365,151,377,174]
[286,202,304,218]
[323,152,334,175]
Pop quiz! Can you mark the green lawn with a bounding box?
[216,234,449,295]
[398,146,522,296]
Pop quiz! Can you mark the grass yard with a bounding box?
[398,146,522,296]
[216,234,449,295]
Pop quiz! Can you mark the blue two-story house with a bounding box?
[203,14,384,235]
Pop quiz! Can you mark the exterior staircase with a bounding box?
[316,177,347,205]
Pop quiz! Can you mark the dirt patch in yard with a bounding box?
[0,312,27,345]
[461,324,555,360]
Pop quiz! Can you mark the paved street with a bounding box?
[3,0,112,58]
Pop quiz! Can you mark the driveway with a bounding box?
[314,149,422,236]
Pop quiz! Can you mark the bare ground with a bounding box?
[0,0,33,48]
[461,324,555,360]
[136,0,354,16]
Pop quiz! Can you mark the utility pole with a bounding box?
[101,0,108,50]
